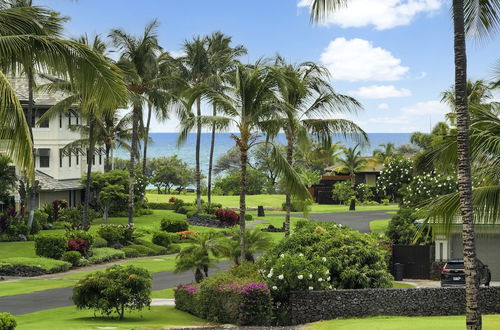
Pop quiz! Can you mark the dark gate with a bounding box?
[392,245,434,279]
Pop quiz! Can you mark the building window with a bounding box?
[59,114,62,128]
[59,149,63,168]
[37,109,49,128]
[92,155,95,165]
[38,148,50,168]
[68,113,72,126]
[75,114,79,125]
[68,152,72,167]
[98,153,102,165]
[76,153,79,166]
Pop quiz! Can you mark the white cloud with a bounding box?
[378,103,389,109]
[169,49,185,58]
[401,100,448,116]
[349,85,412,99]
[320,38,409,82]
[416,71,428,79]
[298,0,443,30]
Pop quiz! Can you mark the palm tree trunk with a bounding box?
[26,70,36,229]
[111,147,115,171]
[207,103,217,206]
[82,120,95,230]
[284,131,294,236]
[104,144,111,172]
[142,103,152,175]
[452,1,481,328]
[238,135,248,262]
[128,105,140,225]
[195,97,202,212]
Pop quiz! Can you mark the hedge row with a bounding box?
[148,202,176,210]
[0,257,71,276]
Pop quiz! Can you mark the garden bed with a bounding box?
[187,214,233,228]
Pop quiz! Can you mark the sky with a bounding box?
[36,0,500,133]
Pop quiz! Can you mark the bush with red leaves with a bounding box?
[67,238,89,255]
[169,197,179,203]
[214,209,239,226]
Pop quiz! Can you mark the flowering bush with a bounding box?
[401,171,457,208]
[174,284,199,315]
[169,197,179,203]
[377,157,414,202]
[332,181,355,204]
[178,231,198,240]
[97,224,135,246]
[356,183,374,202]
[214,209,239,226]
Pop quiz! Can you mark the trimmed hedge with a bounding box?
[127,244,156,257]
[62,251,82,266]
[34,235,67,259]
[92,235,108,248]
[0,257,71,276]
[121,247,140,258]
[152,231,171,248]
[88,248,125,264]
[160,218,189,233]
[148,202,175,210]
[135,239,168,255]
[0,312,16,330]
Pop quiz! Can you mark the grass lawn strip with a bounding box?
[306,314,500,330]
[14,305,210,330]
[369,219,391,233]
[0,279,76,297]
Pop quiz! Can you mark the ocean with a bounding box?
[115,132,412,172]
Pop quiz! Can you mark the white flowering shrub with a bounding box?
[356,183,374,202]
[401,171,457,208]
[377,157,414,201]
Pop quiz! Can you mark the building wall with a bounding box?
[38,190,82,208]
[365,173,377,186]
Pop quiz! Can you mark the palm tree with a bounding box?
[372,143,396,163]
[38,35,127,228]
[110,21,162,224]
[175,231,226,283]
[180,63,310,261]
[270,58,366,235]
[205,32,247,206]
[0,4,126,228]
[222,227,274,263]
[339,145,365,186]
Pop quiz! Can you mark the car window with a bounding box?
[445,262,464,270]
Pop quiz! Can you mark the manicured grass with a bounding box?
[392,282,415,288]
[15,305,211,330]
[0,279,76,297]
[369,219,391,233]
[152,287,175,298]
[309,204,397,213]
[0,241,36,259]
[306,315,500,330]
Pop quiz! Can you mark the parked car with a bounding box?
[441,259,491,287]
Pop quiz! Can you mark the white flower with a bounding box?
[272,286,278,290]
[267,273,273,278]
[318,278,323,282]
[297,275,304,280]
[298,253,304,257]
[280,253,284,258]
[327,276,331,281]
[322,257,327,262]
[328,285,332,289]
[278,274,284,280]
[309,274,313,279]
[308,286,314,290]
[325,270,330,275]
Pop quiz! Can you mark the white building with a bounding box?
[9,77,105,208]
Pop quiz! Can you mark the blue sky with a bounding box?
[37,0,499,133]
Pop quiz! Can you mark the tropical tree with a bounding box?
[205,32,247,206]
[110,20,163,224]
[221,228,274,263]
[338,145,365,186]
[180,63,310,261]
[0,155,16,203]
[270,58,366,234]
[373,143,396,162]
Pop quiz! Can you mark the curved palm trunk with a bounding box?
[128,105,140,225]
[195,98,202,212]
[26,70,36,228]
[284,131,294,236]
[142,103,153,175]
[104,144,111,172]
[83,120,95,230]
[238,134,249,262]
[452,1,481,328]
[207,103,217,206]
[111,147,115,171]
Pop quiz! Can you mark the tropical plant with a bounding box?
[331,181,354,205]
[221,227,274,263]
[0,155,16,203]
[372,143,396,163]
[269,58,366,235]
[338,145,365,186]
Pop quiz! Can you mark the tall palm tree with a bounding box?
[38,35,127,228]
[180,63,310,261]
[205,32,247,206]
[372,143,396,162]
[270,58,366,235]
[110,20,162,224]
[339,145,365,187]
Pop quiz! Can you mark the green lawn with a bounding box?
[0,241,36,259]
[0,280,76,297]
[370,219,391,233]
[151,287,174,298]
[15,305,210,330]
[306,315,500,330]
[392,282,415,288]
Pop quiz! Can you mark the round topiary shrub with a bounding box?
[35,235,67,259]
[72,265,152,320]
[244,214,253,221]
[61,251,82,267]
[0,312,16,330]
[92,235,108,248]
[152,232,171,248]
[160,218,189,233]
[121,247,140,258]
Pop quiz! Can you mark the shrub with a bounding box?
[127,244,156,257]
[382,199,390,205]
[214,209,239,226]
[169,197,179,203]
[88,248,125,264]
[0,313,16,330]
[203,203,222,214]
[377,157,414,202]
[152,232,171,248]
[167,244,181,254]
[160,218,189,232]
[60,207,89,230]
[135,239,168,255]
[176,205,196,215]
[281,199,312,213]
[356,183,374,202]
[62,251,82,267]
[401,171,457,208]
[121,247,140,258]
[172,199,185,212]
[174,284,199,315]
[97,224,135,246]
[332,181,355,205]
[72,265,152,319]
[92,236,108,248]
[244,214,253,221]
[148,202,175,210]
[386,208,418,245]
[178,231,198,241]
[35,235,67,259]
[0,257,71,276]
[51,200,68,222]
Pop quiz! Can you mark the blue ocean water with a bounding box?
[115,132,411,173]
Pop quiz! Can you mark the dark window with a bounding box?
[37,109,49,128]
[75,114,79,125]
[98,153,102,165]
[68,152,72,167]
[38,148,50,168]
[59,149,63,168]
[68,113,71,126]
[59,114,62,128]
[92,155,95,165]
[76,154,79,165]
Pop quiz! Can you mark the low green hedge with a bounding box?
[160,218,189,232]
[61,251,82,267]
[127,244,156,257]
[152,231,171,248]
[135,239,168,255]
[0,312,16,330]
[148,202,175,210]
[92,235,108,248]
[34,235,67,259]
[121,247,141,258]
[0,257,71,276]
[88,248,125,264]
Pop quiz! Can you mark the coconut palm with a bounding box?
[221,227,274,264]
[373,143,396,163]
[270,58,366,235]
[180,63,310,261]
[110,20,163,224]
[205,32,247,206]
[338,145,365,186]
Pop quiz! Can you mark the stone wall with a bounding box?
[289,287,500,325]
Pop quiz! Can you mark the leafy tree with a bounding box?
[377,157,414,202]
[99,184,127,222]
[356,183,373,203]
[372,143,396,163]
[0,156,16,203]
[338,145,365,186]
[214,169,269,196]
[332,181,354,205]
[401,171,458,208]
[213,146,241,175]
[221,228,274,263]
[150,156,195,193]
[252,143,282,191]
[295,137,343,171]
[386,208,418,245]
